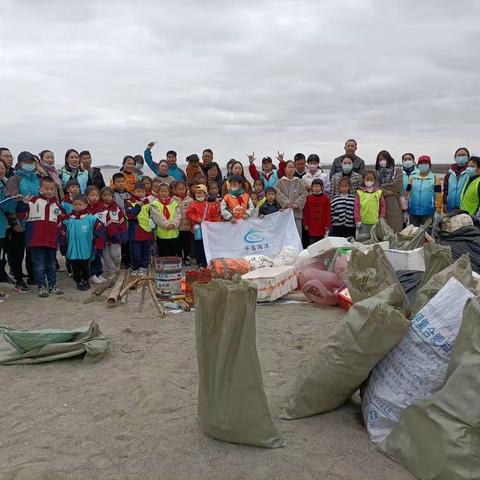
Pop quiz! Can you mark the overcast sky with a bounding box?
[1,0,479,167]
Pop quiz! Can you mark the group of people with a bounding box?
[0,139,479,299]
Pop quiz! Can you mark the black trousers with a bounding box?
[308,235,325,245]
[330,225,356,239]
[121,242,131,268]
[6,229,33,283]
[70,260,90,284]
[176,231,192,260]
[157,238,178,258]
[0,238,10,283]
[194,240,207,268]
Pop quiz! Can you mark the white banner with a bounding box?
[201,209,302,263]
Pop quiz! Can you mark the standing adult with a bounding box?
[221,162,252,196]
[59,149,89,193]
[6,151,44,292]
[375,150,403,232]
[79,150,106,190]
[144,142,186,181]
[443,147,470,213]
[401,153,418,194]
[330,139,366,179]
[119,156,140,194]
[330,156,364,196]
[0,148,15,178]
[39,150,63,201]
[201,149,223,184]
[294,153,308,179]
[459,156,480,216]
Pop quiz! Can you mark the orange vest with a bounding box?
[224,193,250,220]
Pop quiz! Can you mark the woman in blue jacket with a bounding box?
[59,149,89,194]
[442,147,470,213]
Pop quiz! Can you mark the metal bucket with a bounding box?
[155,256,183,298]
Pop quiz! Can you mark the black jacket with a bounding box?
[259,200,281,216]
[87,167,106,190]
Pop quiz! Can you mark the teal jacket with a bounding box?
[63,213,101,260]
[445,167,470,212]
[407,171,438,216]
[59,168,89,194]
[144,149,186,181]
[402,166,418,194]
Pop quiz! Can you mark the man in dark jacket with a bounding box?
[79,151,106,190]
[330,139,366,179]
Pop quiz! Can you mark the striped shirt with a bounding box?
[330,194,356,227]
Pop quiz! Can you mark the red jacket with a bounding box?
[87,201,107,250]
[102,201,127,244]
[19,195,63,249]
[303,193,331,237]
[186,200,221,232]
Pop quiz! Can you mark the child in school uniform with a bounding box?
[354,170,386,236]
[330,177,356,238]
[125,182,154,275]
[100,187,127,275]
[141,176,153,196]
[17,177,63,298]
[112,172,131,268]
[61,179,80,214]
[303,178,331,244]
[221,175,254,223]
[186,185,221,268]
[63,194,104,291]
[86,186,106,284]
[172,180,194,266]
[258,187,282,217]
[149,182,181,257]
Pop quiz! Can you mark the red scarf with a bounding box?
[157,197,171,220]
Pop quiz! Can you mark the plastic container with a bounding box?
[155,256,183,298]
[385,247,425,272]
[307,237,350,258]
[337,287,353,311]
[242,266,298,302]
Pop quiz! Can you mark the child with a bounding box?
[207,181,221,202]
[172,180,193,265]
[186,185,221,268]
[303,179,331,244]
[274,160,308,236]
[63,195,104,290]
[303,154,331,195]
[18,177,63,298]
[250,192,260,217]
[186,154,205,184]
[330,177,356,238]
[354,170,386,236]
[221,175,254,223]
[258,187,282,217]
[86,186,106,284]
[101,187,127,275]
[111,173,131,213]
[248,152,285,189]
[149,182,181,257]
[405,155,442,226]
[141,176,153,196]
[61,179,80,214]
[188,175,207,198]
[253,179,266,209]
[125,182,154,275]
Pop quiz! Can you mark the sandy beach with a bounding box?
[0,272,413,480]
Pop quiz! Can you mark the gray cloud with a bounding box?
[1,0,479,168]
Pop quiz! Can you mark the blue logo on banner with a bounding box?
[244,227,264,244]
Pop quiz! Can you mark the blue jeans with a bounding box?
[90,250,103,277]
[30,247,57,288]
[131,240,152,270]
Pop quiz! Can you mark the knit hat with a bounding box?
[18,151,35,163]
[417,155,431,165]
[196,184,208,195]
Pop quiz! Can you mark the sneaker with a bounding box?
[89,275,103,285]
[76,282,83,291]
[138,268,147,276]
[82,281,91,291]
[49,286,64,296]
[38,286,49,298]
[184,258,191,266]
[97,275,107,283]
[0,291,6,300]
[15,281,32,293]
[131,269,138,277]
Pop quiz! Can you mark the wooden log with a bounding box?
[119,277,140,299]
[138,281,148,313]
[148,280,166,317]
[106,269,128,306]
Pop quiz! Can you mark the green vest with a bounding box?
[357,189,382,225]
[152,200,179,239]
[136,203,152,232]
[460,175,480,216]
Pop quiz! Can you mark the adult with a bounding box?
[0,148,15,178]
[294,153,308,179]
[330,139,366,179]
[226,159,236,177]
[205,161,224,189]
[375,150,403,232]
[119,155,139,194]
[134,154,145,179]
[144,142,186,181]
[0,159,12,287]
[156,160,176,186]
[248,151,285,189]
[59,149,89,193]
[459,156,480,216]
[401,153,418,194]
[405,155,442,227]
[38,150,63,201]
[443,147,470,213]
[275,160,308,236]
[201,149,214,174]
[330,156,363,196]
[221,161,252,196]
[6,151,44,292]
[79,150,106,190]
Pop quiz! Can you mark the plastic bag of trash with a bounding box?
[281,284,409,419]
[419,242,452,288]
[362,276,475,444]
[194,279,284,448]
[297,262,329,288]
[380,297,480,480]
[368,218,431,250]
[302,275,341,306]
[346,244,404,304]
[271,246,298,267]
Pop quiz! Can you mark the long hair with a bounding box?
[375,150,395,169]
[64,149,83,171]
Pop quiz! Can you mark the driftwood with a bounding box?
[106,269,129,306]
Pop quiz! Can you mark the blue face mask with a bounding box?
[22,163,36,172]
[418,164,430,174]
[466,166,477,176]
[455,156,468,167]
[342,164,353,174]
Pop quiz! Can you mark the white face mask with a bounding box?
[195,194,206,201]
[365,181,375,188]
[379,160,387,168]
[403,160,414,168]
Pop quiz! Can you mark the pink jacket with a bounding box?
[172,195,194,232]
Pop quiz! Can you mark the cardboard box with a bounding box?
[385,247,425,272]
[242,266,298,302]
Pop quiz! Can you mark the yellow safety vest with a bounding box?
[357,189,382,225]
[152,200,179,239]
